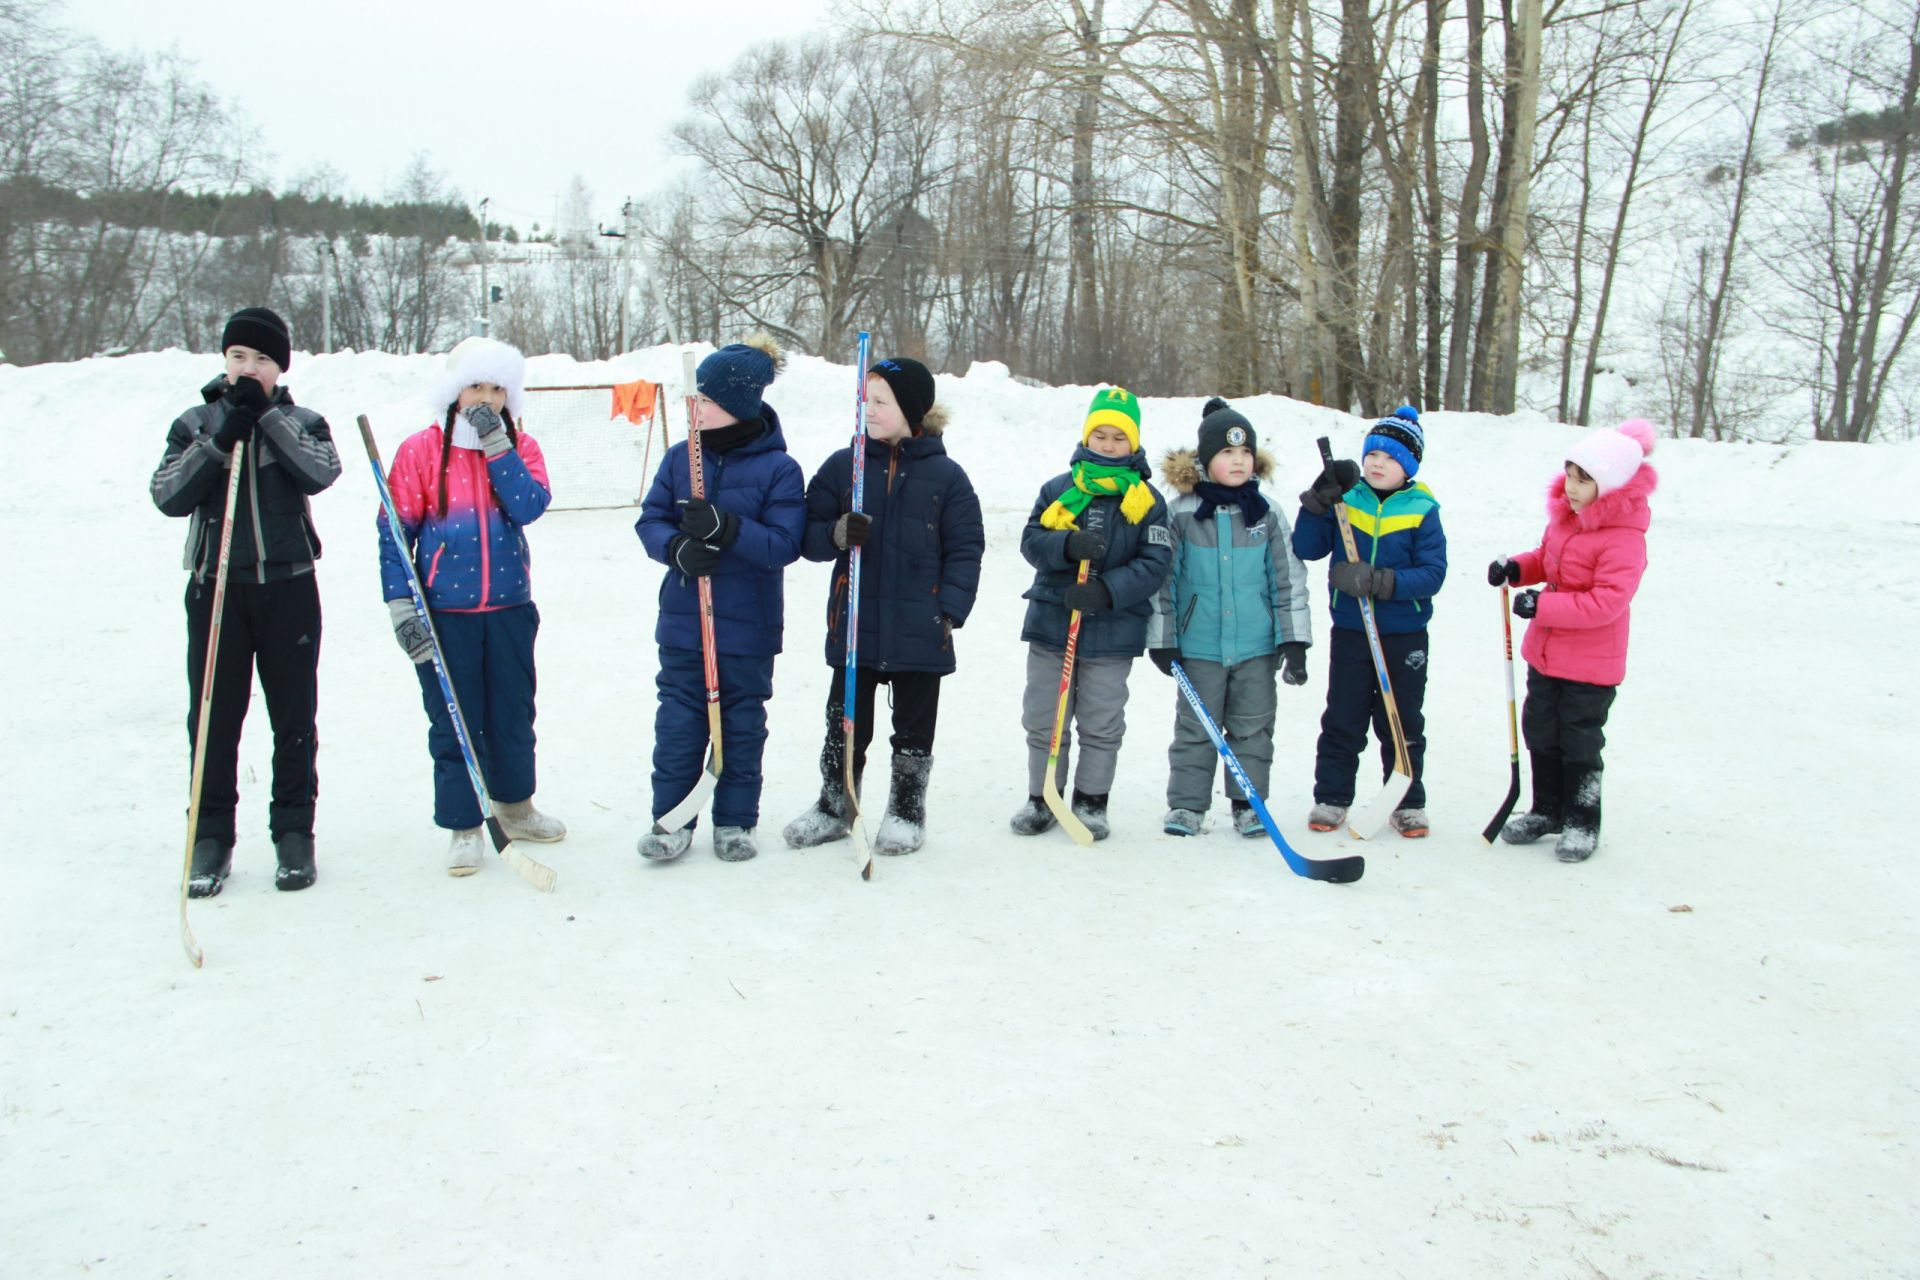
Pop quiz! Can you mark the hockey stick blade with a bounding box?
[654,747,720,836]
[485,816,556,892]
[1173,662,1363,883]
[1346,770,1413,840]
[1042,768,1095,846]
[1482,764,1522,845]
[847,725,874,879]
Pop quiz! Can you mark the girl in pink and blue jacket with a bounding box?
[1488,418,1657,863]
[377,338,566,875]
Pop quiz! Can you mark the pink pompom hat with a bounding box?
[1567,418,1656,495]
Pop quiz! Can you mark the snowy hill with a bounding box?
[1,347,1916,1276]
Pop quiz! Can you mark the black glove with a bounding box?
[1064,529,1108,563]
[223,375,271,415]
[833,511,872,549]
[1148,648,1177,677]
[677,498,740,549]
[1298,459,1359,516]
[1063,580,1111,615]
[1329,561,1395,599]
[1513,588,1540,619]
[1278,642,1309,686]
[213,408,254,450]
[1487,557,1521,587]
[669,534,723,578]
[464,403,511,459]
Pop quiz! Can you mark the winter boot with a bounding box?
[1071,790,1111,841]
[783,737,855,848]
[1009,795,1057,836]
[638,825,694,862]
[874,751,932,856]
[1307,803,1348,832]
[1500,750,1565,846]
[1556,764,1602,863]
[498,798,566,843]
[448,826,485,876]
[274,832,316,891]
[1163,807,1206,836]
[713,826,759,862]
[1390,807,1431,838]
[1231,799,1264,838]
[187,837,233,899]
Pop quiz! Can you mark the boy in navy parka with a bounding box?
[635,336,806,863]
[784,357,984,857]
[1291,407,1448,837]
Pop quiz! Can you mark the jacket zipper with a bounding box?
[247,440,267,584]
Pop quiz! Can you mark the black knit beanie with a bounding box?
[1197,396,1256,471]
[869,356,936,428]
[221,307,292,371]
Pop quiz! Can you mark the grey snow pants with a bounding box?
[1166,653,1278,810]
[1021,644,1134,797]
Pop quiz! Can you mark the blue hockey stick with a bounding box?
[359,415,555,892]
[1171,660,1364,884]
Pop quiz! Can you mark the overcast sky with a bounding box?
[62,0,842,232]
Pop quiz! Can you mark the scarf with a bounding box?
[1040,457,1157,530]
[1193,479,1269,526]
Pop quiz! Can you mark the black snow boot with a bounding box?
[187,837,233,899]
[1010,794,1057,836]
[1070,789,1111,842]
[274,832,317,891]
[783,734,855,849]
[1556,763,1602,863]
[875,751,932,856]
[1500,750,1565,846]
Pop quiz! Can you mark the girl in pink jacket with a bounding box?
[1487,418,1656,862]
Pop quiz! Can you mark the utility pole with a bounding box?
[321,238,334,353]
[478,196,491,338]
[600,210,631,357]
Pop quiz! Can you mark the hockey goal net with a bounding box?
[519,381,671,510]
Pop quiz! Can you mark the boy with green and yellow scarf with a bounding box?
[1011,388,1172,840]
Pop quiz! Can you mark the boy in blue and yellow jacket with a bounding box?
[1291,407,1447,837]
[1147,398,1313,838]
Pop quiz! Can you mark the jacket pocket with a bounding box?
[1177,595,1199,636]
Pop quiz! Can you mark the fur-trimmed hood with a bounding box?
[916,403,950,437]
[1159,446,1276,495]
[1547,461,1657,534]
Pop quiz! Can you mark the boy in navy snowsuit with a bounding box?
[1291,407,1448,837]
[1011,387,1173,841]
[785,357,985,856]
[635,336,806,863]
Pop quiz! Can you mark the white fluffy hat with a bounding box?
[428,336,527,419]
[1567,417,1656,496]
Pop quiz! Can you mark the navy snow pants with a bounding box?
[414,603,540,830]
[651,645,777,830]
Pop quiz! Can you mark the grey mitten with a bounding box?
[388,598,433,664]
[464,403,510,459]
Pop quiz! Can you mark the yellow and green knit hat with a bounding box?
[1083,387,1142,451]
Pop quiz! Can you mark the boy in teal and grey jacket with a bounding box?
[1146,398,1313,837]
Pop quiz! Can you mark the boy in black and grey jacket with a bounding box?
[150,307,341,897]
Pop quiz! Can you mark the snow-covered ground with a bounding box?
[2,346,1915,1277]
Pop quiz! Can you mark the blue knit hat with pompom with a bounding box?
[1363,406,1424,480]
